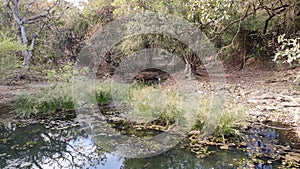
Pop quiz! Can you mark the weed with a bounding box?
[95,90,111,105]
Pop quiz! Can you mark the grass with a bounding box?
[194,97,247,139]
[14,80,113,118]
[107,81,247,139]
[110,81,183,124]
[94,80,112,105]
[14,78,247,139]
[95,90,111,105]
[15,83,74,118]
[215,103,247,138]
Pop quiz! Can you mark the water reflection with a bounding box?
[0,121,107,169]
[0,112,298,168]
[0,118,246,169]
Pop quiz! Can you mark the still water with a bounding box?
[0,109,293,169]
[0,121,242,169]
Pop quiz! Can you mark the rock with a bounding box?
[280,89,290,95]
[282,145,292,152]
[282,103,300,107]
[240,142,247,147]
[262,95,276,99]
[205,141,217,145]
[220,145,229,150]
[20,162,32,168]
[189,130,201,135]
[249,111,264,116]
[295,127,300,137]
[248,163,255,168]
[286,152,300,162]
[256,105,277,111]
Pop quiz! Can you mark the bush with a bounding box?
[43,63,84,82]
[0,33,26,80]
[274,35,300,82]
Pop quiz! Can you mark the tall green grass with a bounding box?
[194,97,247,138]
[15,84,74,118]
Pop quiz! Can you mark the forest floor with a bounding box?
[229,61,300,148]
[0,82,50,109]
[223,60,300,128]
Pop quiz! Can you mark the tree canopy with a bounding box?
[0,0,299,80]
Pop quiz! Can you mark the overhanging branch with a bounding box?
[23,13,48,24]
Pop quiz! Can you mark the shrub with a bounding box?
[43,63,88,82]
[0,32,26,80]
[274,34,300,82]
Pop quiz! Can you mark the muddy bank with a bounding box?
[0,83,51,109]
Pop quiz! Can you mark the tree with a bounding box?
[108,0,300,70]
[5,0,69,74]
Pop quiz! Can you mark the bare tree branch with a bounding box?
[23,13,48,23]
[6,0,21,25]
[210,4,253,41]
[262,2,296,34]
[5,0,68,74]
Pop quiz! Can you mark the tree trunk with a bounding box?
[181,44,193,79]
[184,60,192,79]
[19,24,32,73]
[7,0,44,74]
[7,0,31,74]
[22,50,32,73]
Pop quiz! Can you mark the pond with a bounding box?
[0,108,298,168]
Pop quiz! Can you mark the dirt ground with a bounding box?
[0,82,50,109]
[225,61,300,127]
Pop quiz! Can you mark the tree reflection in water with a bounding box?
[1,115,285,169]
[0,121,106,169]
